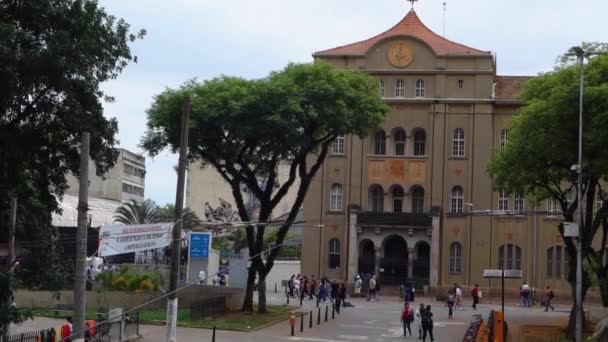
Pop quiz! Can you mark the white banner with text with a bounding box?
[98,223,174,257]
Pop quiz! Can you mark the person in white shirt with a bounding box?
[415,303,425,339]
[455,286,464,310]
[521,282,531,307]
[354,275,362,296]
[294,277,301,298]
[198,269,206,285]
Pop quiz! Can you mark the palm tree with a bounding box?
[157,204,200,230]
[113,199,159,224]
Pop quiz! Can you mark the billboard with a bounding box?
[98,223,174,257]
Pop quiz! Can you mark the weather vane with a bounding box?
[408,0,419,9]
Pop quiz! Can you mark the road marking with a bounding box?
[337,335,368,340]
[362,320,377,324]
[380,327,403,338]
[288,338,350,342]
[340,324,386,330]
[433,321,468,327]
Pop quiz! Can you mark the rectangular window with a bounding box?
[332,135,345,155]
[458,80,464,89]
[452,129,465,157]
[555,246,562,279]
[547,200,558,217]
[514,194,525,212]
[547,248,553,278]
[506,245,514,270]
[498,190,509,211]
[498,246,505,269]
[500,129,509,151]
[379,80,385,97]
[393,199,403,213]
[395,80,405,97]
[122,183,144,196]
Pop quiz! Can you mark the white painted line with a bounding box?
[433,322,468,327]
[337,335,368,340]
[340,324,387,330]
[288,338,350,342]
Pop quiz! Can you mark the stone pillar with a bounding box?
[347,211,359,282]
[374,246,381,279]
[430,217,441,287]
[408,248,416,278]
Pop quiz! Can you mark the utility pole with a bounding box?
[166,98,191,342]
[7,195,17,272]
[73,132,90,342]
[574,46,585,342]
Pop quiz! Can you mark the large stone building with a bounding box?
[301,8,579,296]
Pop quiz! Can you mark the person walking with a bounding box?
[521,282,531,308]
[415,303,425,339]
[411,283,416,302]
[319,278,327,302]
[405,283,413,302]
[309,275,317,300]
[368,275,378,301]
[198,268,206,285]
[447,288,455,319]
[301,276,310,300]
[401,302,414,337]
[421,305,435,342]
[455,285,464,310]
[294,276,301,298]
[338,283,347,309]
[471,284,480,310]
[544,285,555,312]
[354,275,362,297]
[288,275,295,297]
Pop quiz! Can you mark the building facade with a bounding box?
[66,148,146,203]
[301,9,579,297]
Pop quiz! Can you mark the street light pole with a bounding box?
[574,46,584,342]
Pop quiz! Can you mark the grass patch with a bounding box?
[30,305,297,331]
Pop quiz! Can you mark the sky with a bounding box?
[98,0,608,206]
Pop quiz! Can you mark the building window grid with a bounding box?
[451,186,464,213]
[414,130,426,156]
[122,183,144,196]
[498,244,521,270]
[514,194,525,212]
[372,186,384,212]
[124,163,145,178]
[412,186,425,214]
[500,129,509,151]
[374,130,386,155]
[328,239,340,269]
[452,128,465,157]
[498,190,509,211]
[415,79,425,97]
[332,135,345,155]
[392,186,404,213]
[394,129,406,156]
[330,184,343,212]
[449,242,462,273]
[395,79,405,97]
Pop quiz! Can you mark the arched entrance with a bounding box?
[358,239,375,276]
[414,241,430,282]
[380,235,408,285]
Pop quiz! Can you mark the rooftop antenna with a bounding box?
[407,0,419,9]
[442,2,447,37]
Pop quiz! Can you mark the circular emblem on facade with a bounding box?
[388,41,415,68]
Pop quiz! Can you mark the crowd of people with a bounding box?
[401,302,435,341]
[287,274,348,308]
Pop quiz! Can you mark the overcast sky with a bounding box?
[98,0,607,206]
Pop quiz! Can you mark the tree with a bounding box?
[0,272,30,338]
[488,46,608,336]
[142,62,389,312]
[114,199,160,225]
[157,204,200,230]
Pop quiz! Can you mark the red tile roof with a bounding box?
[494,76,534,100]
[314,10,491,57]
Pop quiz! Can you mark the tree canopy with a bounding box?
[488,48,608,328]
[142,62,389,311]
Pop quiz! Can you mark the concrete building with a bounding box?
[66,148,146,203]
[301,8,581,298]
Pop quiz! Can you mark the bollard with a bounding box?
[316,296,320,308]
[289,311,296,336]
[300,313,304,332]
[212,325,216,342]
[325,305,328,322]
[300,295,303,306]
[309,310,313,329]
[317,307,321,325]
[332,304,335,319]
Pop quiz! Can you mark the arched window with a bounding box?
[451,186,464,213]
[330,184,343,212]
[415,79,425,97]
[414,130,426,156]
[449,242,462,273]
[498,244,522,270]
[374,130,386,155]
[498,190,509,211]
[395,79,405,97]
[392,185,404,213]
[329,239,340,269]
[331,135,345,155]
[500,129,509,151]
[452,128,465,157]
[394,129,406,156]
[371,185,384,212]
[411,186,425,214]
[379,79,385,97]
[514,193,525,212]
[547,246,566,279]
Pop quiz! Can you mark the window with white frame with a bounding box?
[328,239,340,269]
[514,193,525,212]
[547,199,558,217]
[498,190,509,211]
[452,128,465,157]
[500,129,509,151]
[414,130,426,156]
[332,135,345,155]
[451,186,464,213]
[449,242,462,273]
[379,79,385,97]
[415,79,425,97]
[395,79,405,97]
[394,129,406,156]
[392,185,404,213]
[374,130,386,155]
[498,244,522,270]
[330,184,343,212]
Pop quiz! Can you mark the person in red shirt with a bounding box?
[471,284,480,310]
[401,302,414,337]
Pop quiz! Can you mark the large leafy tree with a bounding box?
[143,62,389,312]
[114,199,161,225]
[488,46,608,336]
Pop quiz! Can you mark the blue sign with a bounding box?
[190,233,210,258]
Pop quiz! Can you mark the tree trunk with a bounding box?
[257,275,267,314]
[241,265,256,312]
[566,272,590,340]
[566,305,587,340]
[598,269,608,307]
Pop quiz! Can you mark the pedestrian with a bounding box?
[219,274,227,286]
[354,275,362,297]
[301,276,310,299]
[288,275,295,297]
[421,305,435,342]
[339,283,347,309]
[447,288,455,319]
[325,278,333,300]
[471,284,480,310]
[294,276,301,298]
[309,275,317,300]
[319,278,327,302]
[544,285,555,312]
[368,275,377,302]
[415,303,425,339]
[401,302,414,337]
[198,268,206,285]
[405,283,413,302]
[521,282,531,308]
[455,285,464,310]
[411,283,416,302]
